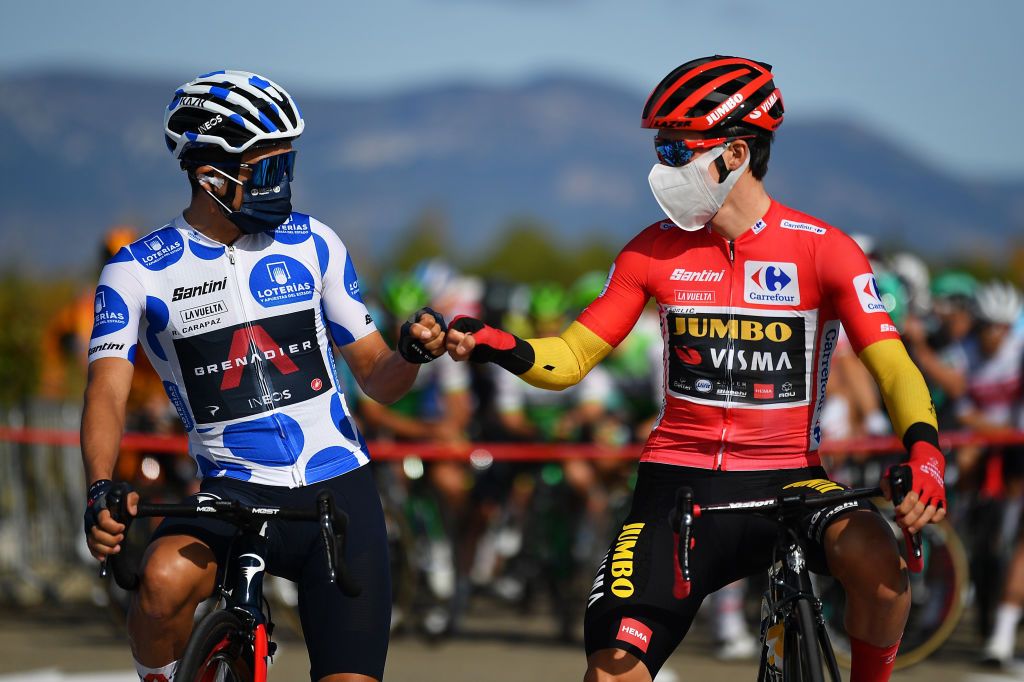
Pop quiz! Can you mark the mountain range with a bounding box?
[1,70,1021,274]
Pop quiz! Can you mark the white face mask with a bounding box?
[648,146,749,231]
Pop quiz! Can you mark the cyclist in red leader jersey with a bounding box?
[447,56,946,682]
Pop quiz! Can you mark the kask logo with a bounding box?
[744,261,800,305]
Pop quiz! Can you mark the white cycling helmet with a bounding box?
[164,70,304,162]
[974,281,1023,325]
[888,252,931,316]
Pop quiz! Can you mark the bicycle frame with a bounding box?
[100,485,359,682]
[671,466,922,682]
[757,525,842,682]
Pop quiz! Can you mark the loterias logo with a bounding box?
[173,309,329,424]
[744,261,800,305]
[250,255,315,307]
[91,286,129,338]
[130,227,184,272]
[853,274,887,313]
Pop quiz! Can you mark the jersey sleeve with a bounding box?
[88,252,145,364]
[311,218,378,347]
[816,230,900,354]
[576,228,654,348]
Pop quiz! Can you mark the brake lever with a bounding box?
[889,465,924,573]
[671,487,695,599]
[316,492,361,597]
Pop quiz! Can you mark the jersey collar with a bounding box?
[704,198,780,245]
[174,214,230,248]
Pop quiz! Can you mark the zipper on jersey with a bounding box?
[716,240,736,470]
[225,243,301,484]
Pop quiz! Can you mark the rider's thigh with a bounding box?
[584,649,653,682]
[823,509,907,595]
[135,534,218,619]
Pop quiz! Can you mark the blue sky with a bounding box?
[4,0,1021,178]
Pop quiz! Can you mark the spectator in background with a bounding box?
[354,273,475,633]
[903,271,976,431]
[969,282,1024,666]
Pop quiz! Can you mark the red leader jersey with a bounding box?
[578,200,900,471]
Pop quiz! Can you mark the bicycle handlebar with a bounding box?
[99,483,361,597]
[669,466,924,599]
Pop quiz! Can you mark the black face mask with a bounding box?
[203,165,293,234]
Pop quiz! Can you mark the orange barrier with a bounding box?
[3,426,1024,460]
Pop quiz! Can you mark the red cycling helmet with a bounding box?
[642,56,784,133]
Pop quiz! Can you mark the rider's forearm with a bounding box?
[453,318,613,390]
[359,349,420,405]
[858,339,939,450]
[81,377,128,486]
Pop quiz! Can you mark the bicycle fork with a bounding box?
[229,530,276,681]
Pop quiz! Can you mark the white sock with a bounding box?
[134,659,178,682]
[987,603,1022,659]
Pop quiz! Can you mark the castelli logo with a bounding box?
[311,378,323,391]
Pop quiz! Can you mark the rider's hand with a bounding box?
[446,317,478,361]
[84,480,139,561]
[881,442,947,534]
[398,307,447,364]
[447,316,519,363]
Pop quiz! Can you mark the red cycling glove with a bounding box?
[903,441,946,510]
[449,316,534,374]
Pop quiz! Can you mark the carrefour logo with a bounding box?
[130,227,184,271]
[744,261,800,305]
[853,273,887,313]
[91,285,129,338]
[250,254,314,307]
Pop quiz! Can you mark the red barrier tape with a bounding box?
[3,426,1024,461]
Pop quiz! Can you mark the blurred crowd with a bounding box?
[33,227,1024,661]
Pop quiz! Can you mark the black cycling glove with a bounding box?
[397,306,447,364]
[83,479,113,535]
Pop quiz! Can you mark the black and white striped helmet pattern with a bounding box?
[974,281,1023,325]
[164,70,304,160]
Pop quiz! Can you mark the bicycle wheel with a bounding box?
[176,609,255,682]
[816,511,968,670]
[782,599,826,682]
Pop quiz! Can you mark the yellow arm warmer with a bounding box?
[519,321,614,390]
[859,338,939,445]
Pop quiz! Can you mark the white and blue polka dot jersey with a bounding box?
[88,213,377,487]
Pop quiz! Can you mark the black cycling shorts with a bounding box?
[583,463,875,678]
[150,464,391,681]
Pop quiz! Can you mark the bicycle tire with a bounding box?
[176,609,255,682]
[817,509,968,670]
[783,599,826,682]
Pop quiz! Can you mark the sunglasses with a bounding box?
[210,150,297,188]
[654,135,756,168]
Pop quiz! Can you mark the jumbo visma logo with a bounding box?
[610,523,644,598]
[250,255,315,307]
